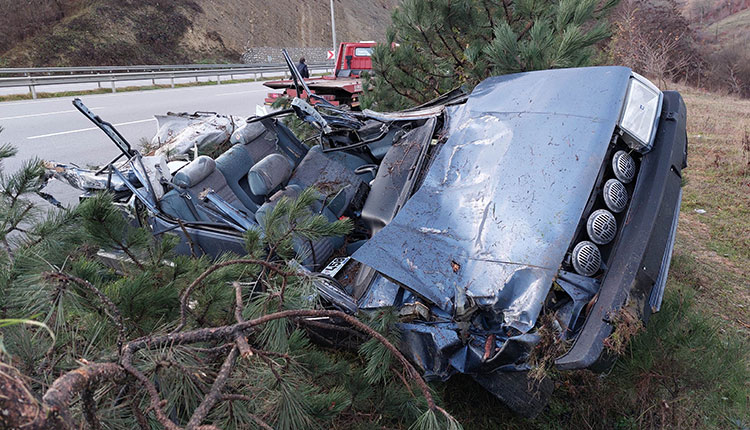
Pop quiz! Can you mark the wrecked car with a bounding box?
[43,58,688,415]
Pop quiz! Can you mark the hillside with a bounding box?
[672,0,750,97]
[678,0,750,25]
[0,0,399,67]
[703,7,750,47]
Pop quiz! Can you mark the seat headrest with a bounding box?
[247,153,292,196]
[173,156,216,188]
[215,144,254,180]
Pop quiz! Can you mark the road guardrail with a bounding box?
[0,63,333,98]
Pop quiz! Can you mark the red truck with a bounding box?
[264,42,375,108]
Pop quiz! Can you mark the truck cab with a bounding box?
[333,42,374,77]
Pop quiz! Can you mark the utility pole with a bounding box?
[330,0,337,60]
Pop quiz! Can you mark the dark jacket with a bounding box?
[296,62,310,79]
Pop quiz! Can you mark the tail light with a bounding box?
[603,179,628,213]
[612,150,636,183]
[587,209,617,245]
[572,241,602,276]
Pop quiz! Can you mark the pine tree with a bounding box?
[362,0,618,110]
[0,142,460,429]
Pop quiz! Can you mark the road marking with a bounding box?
[0,107,107,121]
[27,118,156,140]
[216,89,268,96]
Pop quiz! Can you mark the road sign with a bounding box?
[326,50,335,60]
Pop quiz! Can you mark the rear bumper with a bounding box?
[556,90,688,371]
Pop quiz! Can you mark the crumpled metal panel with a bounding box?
[354,67,631,333]
[151,112,245,159]
[358,275,401,309]
[555,271,600,338]
[362,105,445,121]
[43,155,170,197]
[43,161,130,192]
[397,320,541,380]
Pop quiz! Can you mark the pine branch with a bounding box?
[2,237,13,263]
[482,0,495,29]
[517,20,534,41]
[380,69,424,104]
[128,309,444,414]
[110,232,146,271]
[45,271,127,352]
[413,22,446,62]
[395,62,441,97]
[435,2,467,68]
[1,202,34,237]
[174,258,287,333]
[185,345,239,429]
[436,29,465,69]
[233,281,253,358]
[220,397,274,430]
[41,362,127,429]
[253,346,284,382]
[3,304,456,429]
[129,385,150,430]
[121,352,181,430]
[502,0,513,23]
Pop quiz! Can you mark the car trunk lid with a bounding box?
[353,66,631,332]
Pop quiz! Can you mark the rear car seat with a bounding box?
[255,184,344,270]
[247,153,293,197]
[218,120,311,213]
[160,156,251,223]
[215,144,265,213]
[252,145,372,268]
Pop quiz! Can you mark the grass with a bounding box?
[441,283,749,429]
[673,84,750,327]
[431,84,750,429]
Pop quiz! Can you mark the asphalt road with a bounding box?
[0,80,273,206]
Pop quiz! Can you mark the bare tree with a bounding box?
[608,0,702,87]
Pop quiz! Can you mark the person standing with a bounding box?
[296,57,310,79]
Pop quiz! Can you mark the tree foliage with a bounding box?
[362,0,618,110]
[0,133,461,429]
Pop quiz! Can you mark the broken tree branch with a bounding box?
[220,396,275,430]
[42,362,126,429]
[3,306,449,429]
[81,388,101,430]
[132,309,439,411]
[185,345,239,429]
[174,258,287,333]
[233,281,253,357]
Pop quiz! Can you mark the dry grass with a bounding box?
[602,308,644,355]
[527,313,569,385]
[703,7,750,46]
[670,83,750,333]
